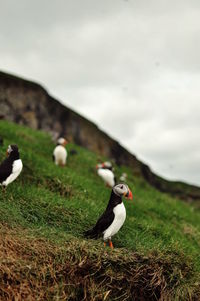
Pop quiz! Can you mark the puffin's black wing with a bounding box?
[84,208,115,239]
[0,158,12,184]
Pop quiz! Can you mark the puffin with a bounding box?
[96,163,115,187]
[53,137,68,166]
[0,144,23,190]
[84,183,133,248]
[120,172,127,182]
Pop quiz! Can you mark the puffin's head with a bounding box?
[96,161,113,170]
[104,161,112,168]
[57,137,68,146]
[104,161,114,171]
[6,144,19,156]
[113,183,133,200]
[96,163,104,169]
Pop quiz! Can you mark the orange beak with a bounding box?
[125,189,133,200]
[6,150,9,157]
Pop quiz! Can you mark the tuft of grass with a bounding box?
[0,120,200,300]
[0,225,199,301]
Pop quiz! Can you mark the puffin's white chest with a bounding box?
[53,145,67,165]
[103,202,126,241]
[97,169,115,187]
[2,159,23,186]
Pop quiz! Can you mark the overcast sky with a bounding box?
[0,0,200,186]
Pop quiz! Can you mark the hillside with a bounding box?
[1,70,200,203]
[0,120,199,300]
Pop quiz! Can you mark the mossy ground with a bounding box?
[0,120,199,300]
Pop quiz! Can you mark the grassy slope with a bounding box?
[0,120,199,300]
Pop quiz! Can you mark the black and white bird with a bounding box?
[96,162,115,188]
[120,172,127,182]
[84,183,133,248]
[0,144,23,190]
[53,137,68,166]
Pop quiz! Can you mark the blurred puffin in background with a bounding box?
[120,172,127,182]
[96,162,115,187]
[53,137,68,167]
[84,183,133,248]
[0,144,23,191]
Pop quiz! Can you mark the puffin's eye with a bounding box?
[120,185,123,189]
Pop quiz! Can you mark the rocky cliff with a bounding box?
[0,70,200,203]
[0,71,142,172]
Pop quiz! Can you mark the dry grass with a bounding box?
[0,225,199,301]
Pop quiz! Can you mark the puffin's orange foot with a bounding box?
[104,242,106,247]
[108,240,114,249]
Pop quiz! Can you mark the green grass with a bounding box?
[0,120,200,300]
